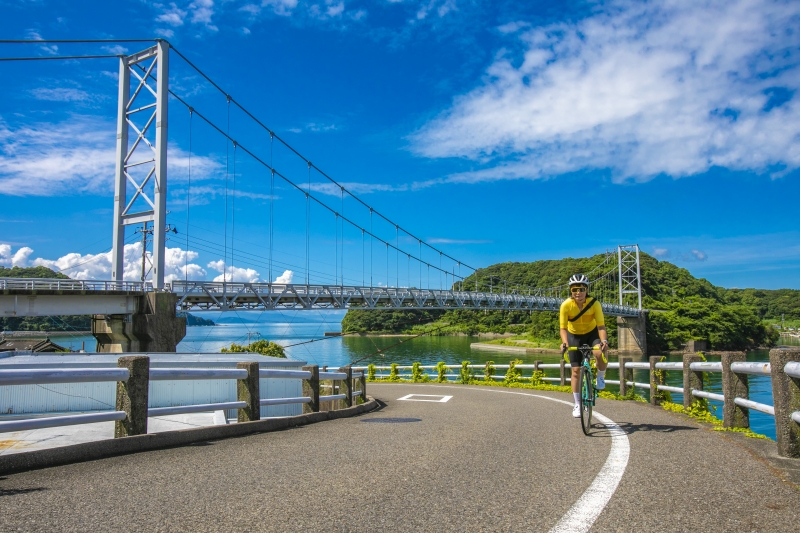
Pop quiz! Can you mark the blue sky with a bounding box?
[0,0,798,290]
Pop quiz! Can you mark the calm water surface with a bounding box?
[49,312,799,440]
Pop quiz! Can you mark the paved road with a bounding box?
[1,383,799,532]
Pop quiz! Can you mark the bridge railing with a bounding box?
[358,347,800,458]
[0,278,151,292]
[0,361,366,436]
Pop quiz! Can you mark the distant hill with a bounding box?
[342,253,789,353]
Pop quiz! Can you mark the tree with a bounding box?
[221,339,286,358]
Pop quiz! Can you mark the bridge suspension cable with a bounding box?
[167,45,478,273]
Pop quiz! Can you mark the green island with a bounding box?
[0,266,215,331]
[342,252,796,353]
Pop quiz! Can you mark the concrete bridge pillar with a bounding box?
[616,313,647,355]
[92,292,186,353]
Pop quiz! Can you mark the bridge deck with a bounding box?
[0,278,642,316]
[0,383,797,532]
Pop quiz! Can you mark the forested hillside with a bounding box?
[341,253,789,353]
[0,266,92,332]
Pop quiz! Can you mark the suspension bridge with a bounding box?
[0,39,646,353]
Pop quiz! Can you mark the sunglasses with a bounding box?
[570,287,587,293]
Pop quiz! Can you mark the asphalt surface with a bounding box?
[1,383,799,532]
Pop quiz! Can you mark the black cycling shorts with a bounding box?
[566,327,601,368]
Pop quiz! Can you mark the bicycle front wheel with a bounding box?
[579,366,593,435]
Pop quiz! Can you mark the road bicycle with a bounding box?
[563,344,597,435]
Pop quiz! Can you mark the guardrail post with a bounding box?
[619,356,632,397]
[115,355,149,438]
[302,365,320,413]
[649,356,663,406]
[683,353,703,409]
[559,358,566,386]
[236,362,261,422]
[721,353,748,429]
[359,371,367,403]
[770,347,800,458]
[339,366,353,409]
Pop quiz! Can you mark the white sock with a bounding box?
[573,392,581,405]
[597,370,605,379]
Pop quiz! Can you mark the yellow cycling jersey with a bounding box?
[559,297,605,335]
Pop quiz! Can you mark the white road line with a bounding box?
[416,385,630,533]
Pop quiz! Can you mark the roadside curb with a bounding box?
[0,397,378,476]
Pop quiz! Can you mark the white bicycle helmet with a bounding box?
[568,273,589,286]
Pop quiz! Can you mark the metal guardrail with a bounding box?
[359,349,800,459]
[0,363,367,435]
[0,278,151,292]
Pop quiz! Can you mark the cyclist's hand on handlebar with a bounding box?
[560,343,567,354]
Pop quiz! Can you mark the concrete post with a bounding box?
[616,313,647,355]
[533,360,542,384]
[721,353,749,429]
[339,366,353,409]
[302,365,320,414]
[683,354,703,409]
[619,356,632,397]
[649,356,664,406]
[115,355,149,438]
[236,362,260,423]
[770,347,800,458]
[559,359,567,387]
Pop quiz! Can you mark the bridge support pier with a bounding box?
[616,313,647,355]
[92,293,186,353]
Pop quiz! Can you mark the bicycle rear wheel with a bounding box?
[579,366,593,435]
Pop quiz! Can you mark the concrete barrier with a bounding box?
[0,396,378,476]
[770,347,800,458]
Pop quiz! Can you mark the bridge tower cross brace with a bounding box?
[617,244,642,310]
[112,41,170,289]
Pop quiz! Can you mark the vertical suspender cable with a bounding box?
[361,229,365,286]
[370,209,373,288]
[306,162,311,286]
[223,96,230,283]
[269,133,274,285]
[395,226,399,289]
[231,141,237,274]
[185,108,192,284]
[419,240,422,289]
[340,187,344,287]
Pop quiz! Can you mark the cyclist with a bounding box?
[559,273,609,418]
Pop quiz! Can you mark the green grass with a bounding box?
[478,336,562,349]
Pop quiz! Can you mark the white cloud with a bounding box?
[262,0,298,17]
[102,45,129,55]
[1,243,206,282]
[652,247,669,258]
[156,3,187,26]
[0,116,220,197]
[310,181,406,196]
[30,88,92,102]
[690,249,707,262]
[274,269,294,283]
[0,116,115,196]
[412,0,800,184]
[208,260,261,282]
[497,21,529,34]
[427,238,491,244]
[0,244,34,267]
